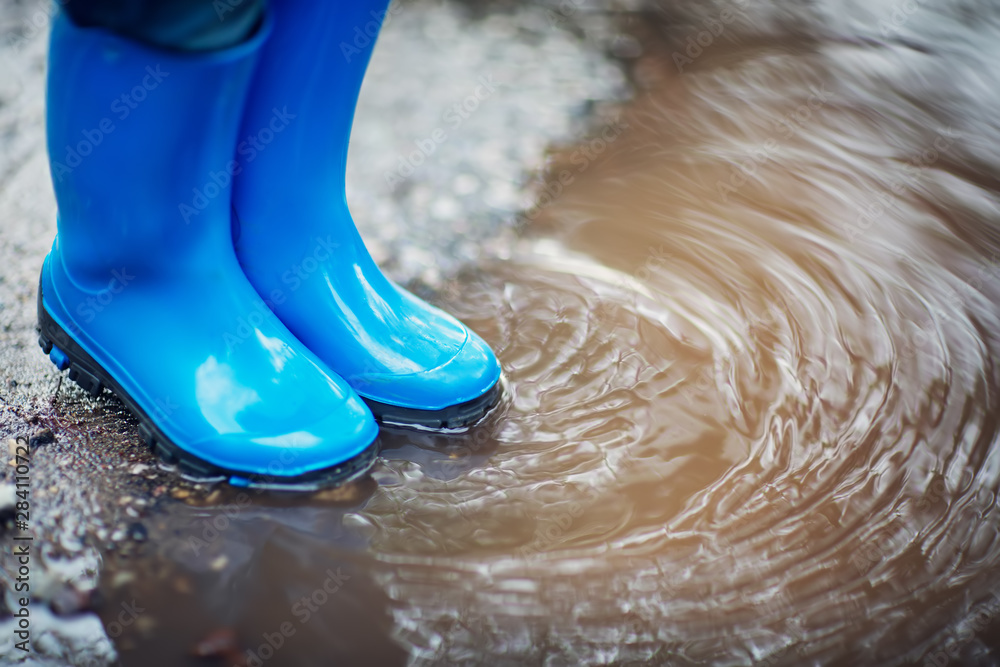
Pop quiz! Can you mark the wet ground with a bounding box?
[3,0,1000,665]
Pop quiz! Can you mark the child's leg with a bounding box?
[62,0,264,51]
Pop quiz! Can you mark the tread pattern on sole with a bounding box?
[36,283,379,490]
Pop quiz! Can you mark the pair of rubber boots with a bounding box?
[38,0,501,489]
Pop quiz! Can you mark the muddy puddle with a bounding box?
[10,0,1000,665]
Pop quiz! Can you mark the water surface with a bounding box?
[97,0,1000,665]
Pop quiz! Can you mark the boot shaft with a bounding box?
[46,12,269,285]
[233,0,392,229]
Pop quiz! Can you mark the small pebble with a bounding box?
[49,586,93,616]
[190,627,242,663]
[112,571,136,588]
[127,522,148,542]
[0,484,16,519]
[28,428,55,448]
[135,615,157,634]
[172,575,194,595]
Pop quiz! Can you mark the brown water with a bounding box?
[98,1,1000,665]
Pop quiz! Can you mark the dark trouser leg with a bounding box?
[60,0,265,51]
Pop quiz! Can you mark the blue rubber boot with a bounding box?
[232,0,502,429]
[38,11,379,488]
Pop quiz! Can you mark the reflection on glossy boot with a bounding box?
[232,0,502,429]
[38,12,379,488]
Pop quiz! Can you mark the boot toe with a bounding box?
[188,400,378,480]
[351,329,502,423]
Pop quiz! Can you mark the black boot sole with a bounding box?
[362,380,502,430]
[36,283,379,491]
